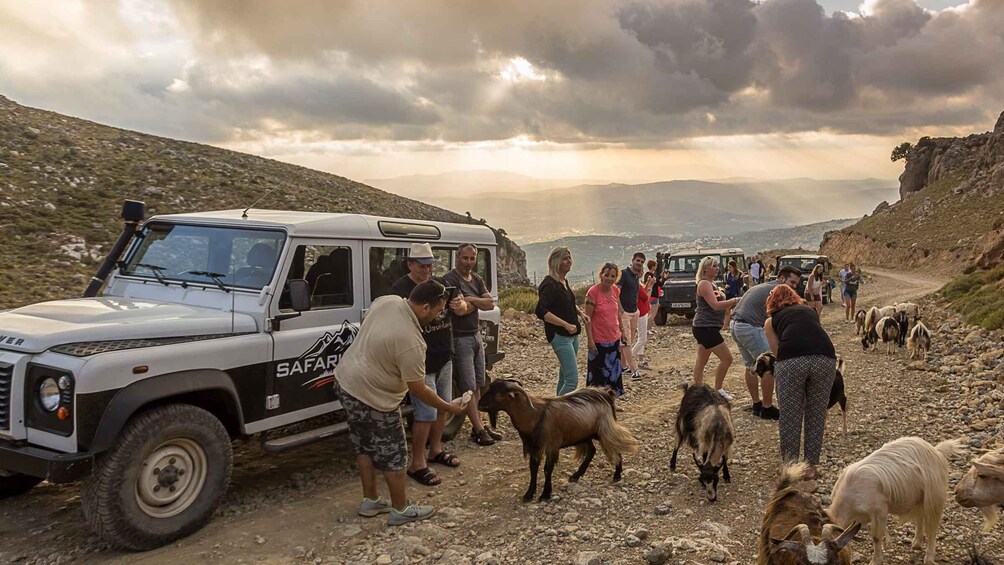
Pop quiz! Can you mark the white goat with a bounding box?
[954,448,1004,532]
[863,306,881,337]
[828,436,966,565]
[907,320,931,359]
[877,305,898,319]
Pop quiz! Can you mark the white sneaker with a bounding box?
[717,388,734,401]
[388,504,436,526]
[358,497,391,517]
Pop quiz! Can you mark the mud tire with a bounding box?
[81,404,232,550]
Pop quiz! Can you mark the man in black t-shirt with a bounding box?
[391,243,467,486]
[617,252,645,379]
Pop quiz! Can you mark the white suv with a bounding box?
[0,202,503,549]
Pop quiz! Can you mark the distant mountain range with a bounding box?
[523,218,857,284]
[370,172,898,244]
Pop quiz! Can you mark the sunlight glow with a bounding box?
[499,56,546,83]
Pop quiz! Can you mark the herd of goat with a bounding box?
[477,299,1003,564]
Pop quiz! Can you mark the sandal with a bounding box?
[471,428,496,446]
[429,450,461,468]
[407,467,441,486]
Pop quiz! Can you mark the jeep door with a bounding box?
[262,240,362,428]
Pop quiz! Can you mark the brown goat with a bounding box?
[759,462,860,565]
[955,448,1004,532]
[478,380,639,502]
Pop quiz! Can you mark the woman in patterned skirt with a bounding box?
[583,263,627,397]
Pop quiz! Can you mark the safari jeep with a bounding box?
[655,248,746,325]
[0,201,503,550]
[776,254,833,304]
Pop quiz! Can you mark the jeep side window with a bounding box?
[475,248,493,292]
[369,247,409,299]
[279,245,353,311]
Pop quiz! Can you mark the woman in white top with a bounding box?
[806,264,825,317]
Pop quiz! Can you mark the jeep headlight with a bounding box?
[39,378,60,412]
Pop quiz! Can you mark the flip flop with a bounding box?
[429,450,461,468]
[407,467,441,486]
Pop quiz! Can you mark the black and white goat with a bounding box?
[478,380,639,502]
[854,309,866,336]
[862,306,881,345]
[828,436,966,565]
[907,320,931,359]
[758,462,860,565]
[670,383,734,501]
[863,315,900,354]
[756,353,848,435]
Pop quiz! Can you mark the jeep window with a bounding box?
[430,248,452,278]
[123,224,285,290]
[475,248,493,292]
[665,255,714,273]
[369,247,410,299]
[280,245,353,310]
[779,258,820,273]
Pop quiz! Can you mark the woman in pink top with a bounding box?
[583,263,627,396]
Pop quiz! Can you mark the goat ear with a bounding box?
[834,522,861,550]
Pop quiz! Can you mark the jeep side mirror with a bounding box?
[288,279,311,312]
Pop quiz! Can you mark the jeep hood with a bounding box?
[0,297,257,353]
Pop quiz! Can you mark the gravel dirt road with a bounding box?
[2,267,1001,565]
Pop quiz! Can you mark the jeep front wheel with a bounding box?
[0,472,43,498]
[81,404,232,550]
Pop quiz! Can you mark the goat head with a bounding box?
[693,452,727,501]
[770,522,860,564]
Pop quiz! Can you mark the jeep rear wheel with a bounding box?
[81,404,232,550]
[0,472,43,498]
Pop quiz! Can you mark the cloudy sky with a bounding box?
[1,0,1002,184]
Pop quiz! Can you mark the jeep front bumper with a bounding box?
[0,439,93,483]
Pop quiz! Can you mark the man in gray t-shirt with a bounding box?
[729,266,800,420]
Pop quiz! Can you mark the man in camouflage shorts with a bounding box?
[334,280,467,526]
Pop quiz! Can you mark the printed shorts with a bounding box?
[334,381,408,472]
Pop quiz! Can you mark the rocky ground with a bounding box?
[1,267,1001,564]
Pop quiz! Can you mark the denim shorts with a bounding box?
[410,360,453,422]
[731,320,771,369]
[453,334,485,393]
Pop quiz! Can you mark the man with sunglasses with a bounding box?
[729,266,801,420]
[443,243,500,446]
[390,243,467,486]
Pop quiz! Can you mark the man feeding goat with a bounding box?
[670,383,735,501]
[478,380,638,502]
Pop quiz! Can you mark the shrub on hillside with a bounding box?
[942,267,1004,331]
[499,286,538,314]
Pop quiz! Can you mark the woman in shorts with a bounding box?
[692,256,740,400]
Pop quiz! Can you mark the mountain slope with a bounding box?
[822,110,1004,273]
[0,95,527,307]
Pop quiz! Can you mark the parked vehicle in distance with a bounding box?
[655,248,746,325]
[775,254,833,304]
[0,201,504,550]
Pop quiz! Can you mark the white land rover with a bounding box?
[0,201,504,550]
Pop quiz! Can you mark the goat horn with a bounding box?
[821,524,839,542]
[781,524,806,541]
[797,524,812,545]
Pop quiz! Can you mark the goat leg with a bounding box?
[613,455,623,482]
[870,512,888,565]
[569,441,596,483]
[722,456,731,483]
[539,451,558,502]
[524,453,540,503]
[670,445,679,472]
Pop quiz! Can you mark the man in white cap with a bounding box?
[390,243,467,486]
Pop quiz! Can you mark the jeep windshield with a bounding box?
[665,255,719,274]
[778,257,822,273]
[122,223,286,290]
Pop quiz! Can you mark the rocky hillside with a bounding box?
[822,110,1004,273]
[0,96,527,307]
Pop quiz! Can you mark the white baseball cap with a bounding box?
[408,242,435,265]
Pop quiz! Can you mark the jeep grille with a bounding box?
[0,362,11,431]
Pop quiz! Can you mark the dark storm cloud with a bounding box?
[3,0,1001,147]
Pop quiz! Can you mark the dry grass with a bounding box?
[942,267,1004,330]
